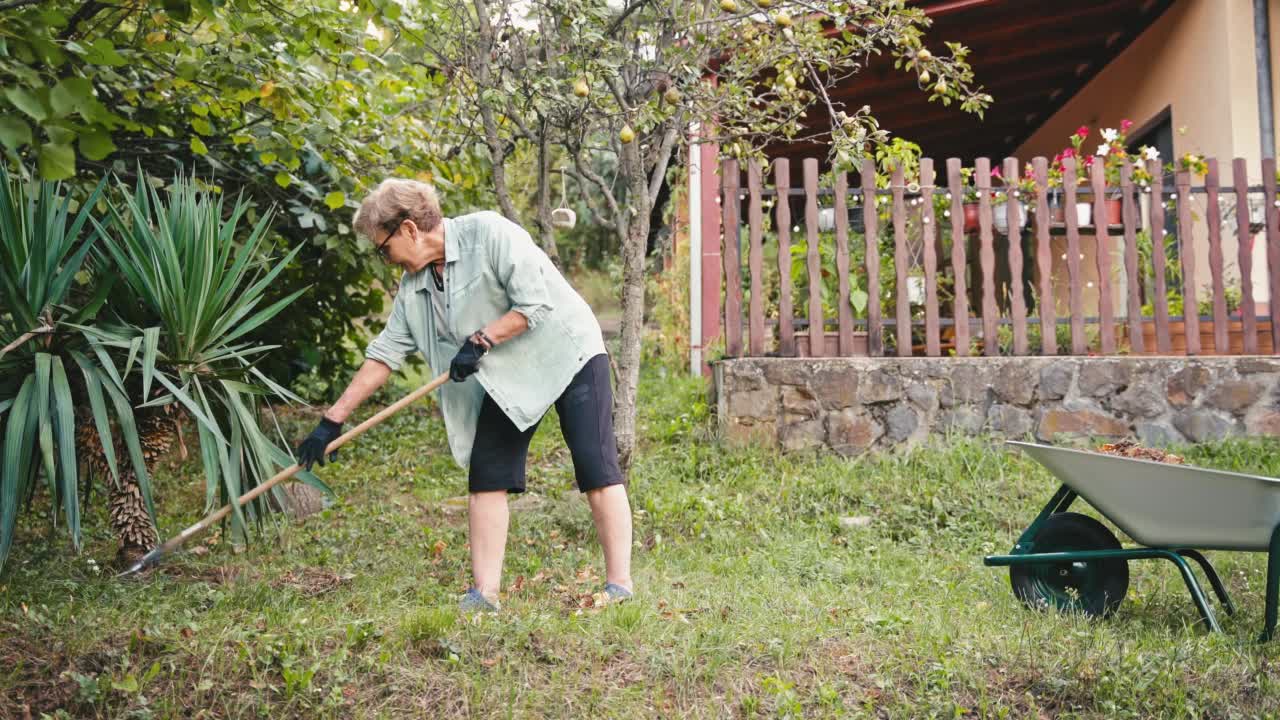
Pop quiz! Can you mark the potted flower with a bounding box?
[991,163,1036,233]
[1046,125,1097,227]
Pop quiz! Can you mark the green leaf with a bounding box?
[191,117,212,136]
[141,326,160,400]
[50,77,93,118]
[1,376,38,573]
[274,172,291,188]
[190,136,209,155]
[70,351,118,482]
[37,142,75,180]
[0,116,32,150]
[111,674,139,693]
[324,191,345,210]
[50,357,80,548]
[259,151,277,165]
[5,87,48,122]
[78,128,116,161]
[84,39,127,66]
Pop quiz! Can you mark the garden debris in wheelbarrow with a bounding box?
[1095,439,1184,464]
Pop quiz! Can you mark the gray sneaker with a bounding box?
[459,587,500,613]
[602,582,633,603]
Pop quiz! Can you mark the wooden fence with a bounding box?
[719,156,1280,358]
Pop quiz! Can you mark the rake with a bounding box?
[120,372,450,576]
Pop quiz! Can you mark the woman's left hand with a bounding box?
[449,334,488,381]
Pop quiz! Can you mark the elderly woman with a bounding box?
[296,179,633,612]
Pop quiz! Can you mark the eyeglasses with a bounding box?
[376,226,398,261]
[377,213,409,262]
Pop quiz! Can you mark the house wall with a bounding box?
[1013,0,1276,316]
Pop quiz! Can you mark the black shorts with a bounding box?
[469,354,624,494]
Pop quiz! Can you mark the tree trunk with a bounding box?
[76,409,178,565]
[612,139,652,473]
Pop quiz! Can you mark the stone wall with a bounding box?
[713,357,1280,455]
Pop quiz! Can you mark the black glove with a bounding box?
[297,417,342,470]
[449,335,488,382]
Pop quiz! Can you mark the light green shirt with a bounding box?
[364,211,607,467]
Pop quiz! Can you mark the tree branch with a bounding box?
[604,0,651,37]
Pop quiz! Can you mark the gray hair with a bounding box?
[353,178,443,240]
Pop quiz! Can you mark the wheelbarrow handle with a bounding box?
[120,371,452,576]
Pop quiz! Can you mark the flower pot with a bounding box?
[1075,202,1093,227]
[1120,317,1275,355]
[992,202,1028,234]
[962,203,980,233]
[1102,197,1122,226]
[794,330,869,357]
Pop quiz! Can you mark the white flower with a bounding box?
[1142,146,1160,160]
[1101,128,1118,142]
[272,41,288,53]
[1096,143,1110,157]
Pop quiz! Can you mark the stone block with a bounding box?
[1172,409,1238,442]
[856,369,903,404]
[780,419,826,452]
[992,363,1037,406]
[826,410,882,456]
[1203,379,1263,414]
[987,404,1034,437]
[1167,366,1212,408]
[1038,362,1073,400]
[1036,408,1129,439]
[884,403,919,443]
[1078,360,1131,397]
[727,388,777,420]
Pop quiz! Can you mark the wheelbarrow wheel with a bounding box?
[1010,512,1129,618]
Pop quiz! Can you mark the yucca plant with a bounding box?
[0,165,150,573]
[82,175,329,549]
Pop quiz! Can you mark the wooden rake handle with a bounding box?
[121,371,451,575]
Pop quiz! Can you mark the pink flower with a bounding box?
[990,167,1003,179]
[1075,125,1089,138]
[1120,119,1133,132]
[1061,148,1075,159]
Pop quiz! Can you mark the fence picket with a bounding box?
[1148,158,1172,353]
[862,158,883,356]
[1063,156,1086,354]
[947,158,971,356]
[747,160,765,355]
[1121,161,1144,353]
[1090,160,1115,354]
[775,159,795,356]
[834,171,855,355]
[893,165,911,356]
[1004,157,1027,355]
[1176,170,1201,355]
[1033,158,1055,355]
[922,159,940,356]
[721,159,742,356]
[1206,159,1228,353]
[1234,158,1258,354]
[1265,158,1280,355]
[976,158,998,356]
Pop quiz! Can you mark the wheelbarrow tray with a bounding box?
[1009,440,1280,551]
[986,441,1280,640]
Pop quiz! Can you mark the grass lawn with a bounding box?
[4,368,1280,718]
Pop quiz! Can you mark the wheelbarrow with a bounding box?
[983,441,1280,641]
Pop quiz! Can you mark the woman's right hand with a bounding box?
[297,417,342,469]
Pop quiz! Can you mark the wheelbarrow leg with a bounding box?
[1155,550,1221,633]
[1261,524,1280,643]
[1177,550,1235,616]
